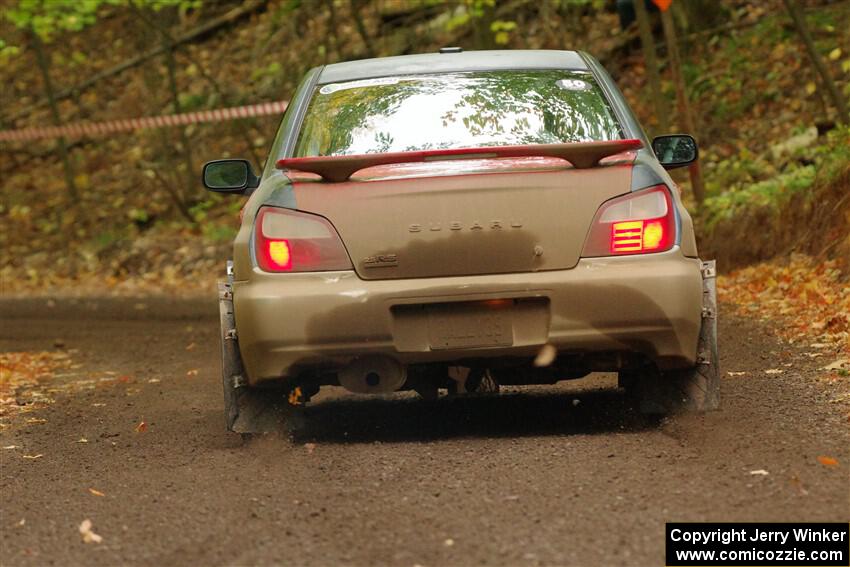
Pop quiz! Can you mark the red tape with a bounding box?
[0,100,288,143]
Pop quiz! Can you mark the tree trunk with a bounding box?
[7,1,265,125]
[350,0,375,57]
[660,9,705,205]
[162,40,198,205]
[634,0,668,134]
[781,0,848,125]
[30,30,78,202]
[134,12,193,223]
[538,1,559,49]
[128,4,197,206]
[132,6,262,166]
[471,2,496,50]
[325,0,341,60]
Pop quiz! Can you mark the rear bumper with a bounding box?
[233,248,703,384]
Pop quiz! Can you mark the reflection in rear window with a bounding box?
[294,70,623,157]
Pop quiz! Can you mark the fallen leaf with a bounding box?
[134,421,147,433]
[186,369,199,377]
[789,474,809,495]
[88,488,105,497]
[823,359,849,371]
[805,81,817,95]
[828,48,842,61]
[305,442,316,454]
[79,519,103,544]
[185,342,196,351]
[17,518,25,526]
[749,469,769,475]
[817,456,839,467]
[288,386,303,406]
[533,344,557,367]
[23,454,43,459]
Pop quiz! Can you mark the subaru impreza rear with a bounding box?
[203,50,719,436]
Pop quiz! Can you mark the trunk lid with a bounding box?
[289,157,634,280]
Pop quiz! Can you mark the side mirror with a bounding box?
[202,159,260,194]
[652,134,698,170]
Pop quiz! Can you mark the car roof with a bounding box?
[316,50,588,85]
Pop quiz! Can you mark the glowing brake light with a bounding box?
[611,219,667,253]
[582,185,675,257]
[255,207,352,272]
[267,240,292,270]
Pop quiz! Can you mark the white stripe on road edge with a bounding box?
[0,100,289,143]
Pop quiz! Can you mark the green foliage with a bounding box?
[465,0,495,18]
[702,127,850,229]
[188,197,217,224]
[200,222,237,243]
[490,20,516,46]
[2,0,198,46]
[6,0,105,40]
[177,92,205,111]
[91,227,129,252]
[443,0,516,46]
[0,38,21,62]
[704,165,816,226]
[127,207,150,224]
[250,61,282,83]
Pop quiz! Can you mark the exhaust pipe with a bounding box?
[338,356,406,394]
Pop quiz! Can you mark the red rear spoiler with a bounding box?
[277,139,642,182]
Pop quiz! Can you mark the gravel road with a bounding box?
[1,297,847,566]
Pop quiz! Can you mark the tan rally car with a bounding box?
[203,49,719,436]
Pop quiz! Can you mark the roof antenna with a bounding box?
[439,47,463,54]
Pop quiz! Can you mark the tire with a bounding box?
[464,368,500,394]
[636,260,720,414]
[219,270,302,437]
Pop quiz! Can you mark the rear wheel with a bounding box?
[447,367,501,395]
[219,267,304,439]
[630,260,720,414]
[465,368,500,393]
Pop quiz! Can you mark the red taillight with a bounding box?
[264,239,292,270]
[582,185,675,257]
[255,207,352,272]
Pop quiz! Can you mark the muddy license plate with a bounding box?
[427,302,513,350]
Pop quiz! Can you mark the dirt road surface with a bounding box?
[1,297,847,566]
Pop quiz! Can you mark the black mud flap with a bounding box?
[636,259,720,414]
[218,279,288,434]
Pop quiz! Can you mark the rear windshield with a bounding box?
[294,70,623,157]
